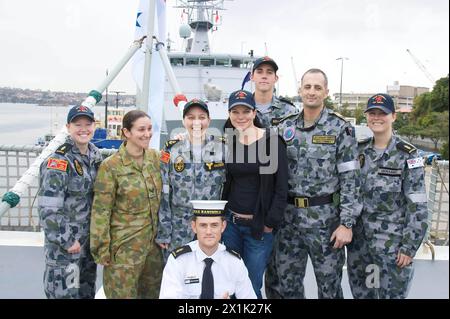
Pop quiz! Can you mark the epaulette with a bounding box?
[171,245,192,259]
[279,96,295,106]
[55,143,72,155]
[271,112,299,126]
[329,111,348,122]
[214,136,227,143]
[358,137,371,145]
[396,141,417,154]
[164,139,180,150]
[226,247,241,259]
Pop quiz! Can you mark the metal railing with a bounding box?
[0,145,116,231]
[426,160,449,246]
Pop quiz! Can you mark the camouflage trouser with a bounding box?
[43,247,97,299]
[346,219,377,299]
[265,221,345,299]
[103,241,163,299]
[347,222,414,299]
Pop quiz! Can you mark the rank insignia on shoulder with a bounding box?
[55,143,72,155]
[358,154,365,168]
[358,137,371,145]
[226,247,241,259]
[271,118,282,126]
[165,139,180,150]
[47,158,68,172]
[396,141,416,154]
[160,150,171,164]
[172,245,192,258]
[330,111,347,121]
[74,159,83,176]
[279,96,294,105]
[312,135,336,144]
[174,156,185,172]
[204,162,225,171]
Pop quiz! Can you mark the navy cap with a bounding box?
[252,56,278,72]
[365,94,395,114]
[183,98,209,117]
[190,200,228,217]
[228,90,256,110]
[67,105,95,123]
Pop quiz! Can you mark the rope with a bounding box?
[2,192,20,208]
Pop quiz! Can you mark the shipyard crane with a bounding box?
[406,49,435,85]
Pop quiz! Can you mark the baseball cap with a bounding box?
[252,56,278,72]
[67,105,95,123]
[183,98,209,118]
[228,90,256,110]
[365,94,395,114]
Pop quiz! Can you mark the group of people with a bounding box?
[38,56,428,299]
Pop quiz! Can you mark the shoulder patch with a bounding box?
[55,143,72,155]
[358,137,372,145]
[279,96,295,106]
[330,111,348,122]
[396,141,416,154]
[273,112,299,126]
[160,150,170,164]
[165,139,180,150]
[46,158,68,172]
[226,247,241,259]
[171,245,192,259]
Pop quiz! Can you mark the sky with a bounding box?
[0,0,448,98]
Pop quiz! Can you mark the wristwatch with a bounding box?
[341,220,354,229]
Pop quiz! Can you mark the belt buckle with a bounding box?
[295,197,309,208]
[231,214,237,224]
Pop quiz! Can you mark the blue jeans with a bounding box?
[222,210,274,299]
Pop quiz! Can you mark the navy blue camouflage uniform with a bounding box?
[347,135,428,299]
[38,137,102,299]
[265,107,362,299]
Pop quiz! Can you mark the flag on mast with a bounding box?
[132,0,167,150]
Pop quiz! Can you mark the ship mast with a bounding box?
[175,0,228,54]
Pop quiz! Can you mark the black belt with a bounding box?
[229,211,253,226]
[287,194,334,208]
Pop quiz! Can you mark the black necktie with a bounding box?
[200,258,214,299]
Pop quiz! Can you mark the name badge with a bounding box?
[184,277,200,285]
[407,158,424,169]
[378,167,402,176]
[204,162,225,171]
[312,135,336,144]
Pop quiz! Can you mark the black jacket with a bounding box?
[222,128,288,239]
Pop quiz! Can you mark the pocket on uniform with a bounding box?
[306,146,336,179]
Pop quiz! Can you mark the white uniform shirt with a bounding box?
[159,240,257,299]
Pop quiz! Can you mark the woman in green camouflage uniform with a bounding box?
[90,110,163,299]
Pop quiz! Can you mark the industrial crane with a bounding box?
[406,49,435,85]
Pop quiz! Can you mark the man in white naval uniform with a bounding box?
[159,201,257,299]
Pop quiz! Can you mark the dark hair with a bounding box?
[121,110,151,139]
[301,68,328,88]
[223,114,264,131]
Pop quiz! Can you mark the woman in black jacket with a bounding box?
[221,89,288,299]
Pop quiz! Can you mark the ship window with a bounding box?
[216,58,231,67]
[200,58,214,66]
[170,58,184,66]
[231,59,241,68]
[186,58,199,65]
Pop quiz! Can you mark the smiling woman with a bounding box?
[90,109,164,299]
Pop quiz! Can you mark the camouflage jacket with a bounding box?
[358,135,428,257]
[279,107,362,228]
[156,136,226,246]
[90,143,162,265]
[38,137,103,251]
[256,96,298,131]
